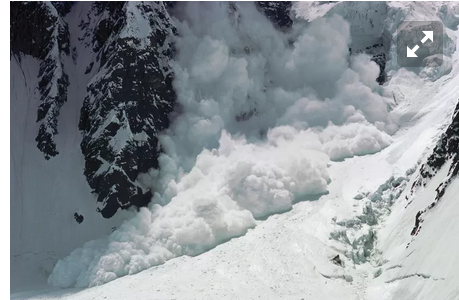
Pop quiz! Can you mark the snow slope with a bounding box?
[369,171,459,300]
[11,154,392,300]
[10,53,131,292]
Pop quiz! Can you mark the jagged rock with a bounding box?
[11,2,71,159]
[12,1,178,218]
[78,2,177,218]
[404,100,458,239]
[413,100,459,207]
[331,254,345,267]
[255,2,293,29]
[411,210,424,236]
[73,213,84,224]
[354,43,387,85]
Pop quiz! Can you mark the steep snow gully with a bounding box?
[10,2,459,300]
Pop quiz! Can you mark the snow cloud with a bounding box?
[49,2,396,288]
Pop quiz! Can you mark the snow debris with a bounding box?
[50,2,396,288]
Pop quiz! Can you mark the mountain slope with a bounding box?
[11,1,71,158]
[10,1,176,291]
[11,1,177,220]
[10,1,459,299]
[368,99,459,300]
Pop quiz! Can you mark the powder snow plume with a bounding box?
[49,2,396,288]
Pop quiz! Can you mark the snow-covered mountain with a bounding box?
[12,1,177,219]
[10,1,459,299]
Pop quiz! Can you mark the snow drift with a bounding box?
[49,2,396,288]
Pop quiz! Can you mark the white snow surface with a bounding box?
[11,1,459,299]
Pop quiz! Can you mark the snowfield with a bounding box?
[11,1,459,300]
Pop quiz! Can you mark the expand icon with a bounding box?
[397,21,443,68]
[407,30,433,57]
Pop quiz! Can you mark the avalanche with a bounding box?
[11,1,459,300]
[47,2,397,289]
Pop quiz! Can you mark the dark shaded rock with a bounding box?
[372,52,387,85]
[410,210,423,236]
[74,212,84,224]
[12,1,178,218]
[78,2,177,218]
[331,254,345,267]
[413,100,459,206]
[11,2,70,159]
[163,1,178,11]
[236,108,258,122]
[255,2,293,29]
[407,100,458,239]
[51,1,75,16]
[11,2,54,59]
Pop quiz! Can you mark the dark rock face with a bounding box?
[11,2,71,159]
[12,1,177,219]
[77,2,177,218]
[366,44,387,85]
[74,212,84,224]
[410,210,423,236]
[407,100,458,238]
[372,53,386,85]
[11,2,53,58]
[414,100,459,205]
[255,2,293,29]
[51,1,75,16]
[331,254,345,267]
[426,101,459,174]
[424,100,459,206]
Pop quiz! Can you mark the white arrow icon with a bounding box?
[407,45,419,57]
[421,31,433,43]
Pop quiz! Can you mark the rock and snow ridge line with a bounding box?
[10,1,296,219]
[10,1,177,218]
[11,2,71,159]
[405,100,459,239]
